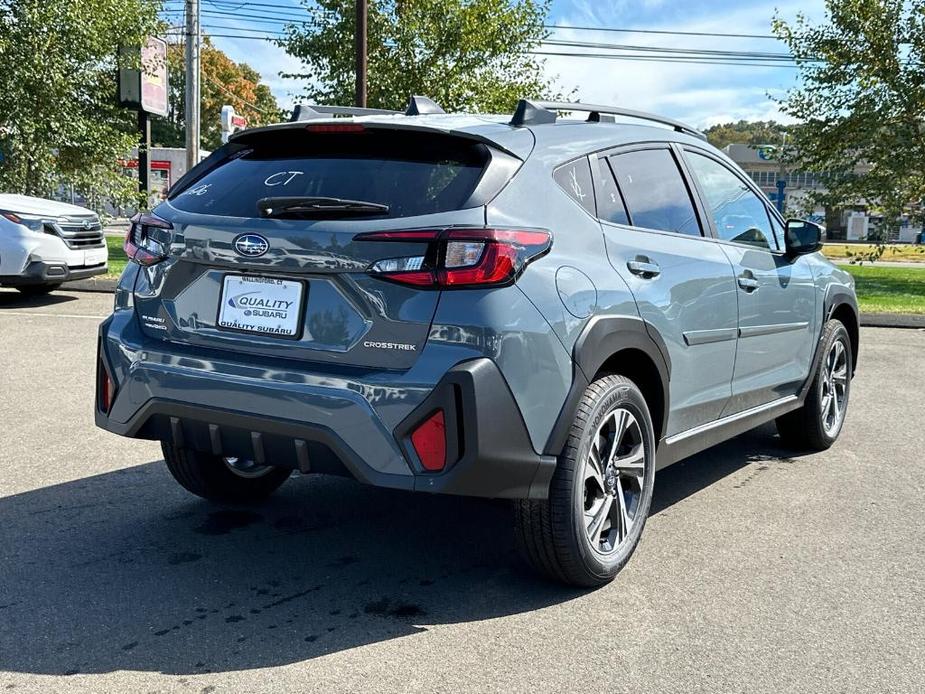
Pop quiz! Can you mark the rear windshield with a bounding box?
[169,130,489,219]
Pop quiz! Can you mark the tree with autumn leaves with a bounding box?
[152,38,282,152]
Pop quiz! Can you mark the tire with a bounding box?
[776,319,852,451]
[515,375,656,587]
[162,443,291,503]
[16,284,61,296]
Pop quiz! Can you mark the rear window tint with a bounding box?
[553,157,595,216]
[609,149,701,236]
[169,131,489,219]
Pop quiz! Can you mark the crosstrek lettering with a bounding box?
[363,341,417,351]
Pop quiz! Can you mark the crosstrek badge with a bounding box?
[363,340,417,351]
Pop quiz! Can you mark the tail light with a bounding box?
[356,227,551,289]
[125,212,173,266]
[410,410,446,471]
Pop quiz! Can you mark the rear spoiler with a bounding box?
[230,119,525,160]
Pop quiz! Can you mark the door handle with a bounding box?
[627,258,661,278]
[737,274,759,291]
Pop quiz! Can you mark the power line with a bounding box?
[541,38,805,61]
[530,51,801,69]
[164,3,783,41]
[544,23,779,40]
[203,73,277,115]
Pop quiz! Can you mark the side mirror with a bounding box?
[785,219,823,257]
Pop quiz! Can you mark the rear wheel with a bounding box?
[515,375,656,587]
[16,283,61,296]
[162,443,291,503]
[776,319,852,450]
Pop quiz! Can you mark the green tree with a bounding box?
[277,0,556,112]
[704,120,789,150]
[773,0,925,250]
[152,39,282,151]
[0,0,161,206]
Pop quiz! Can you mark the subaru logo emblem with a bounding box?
[233,233,269,258]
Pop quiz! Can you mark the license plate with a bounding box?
[217,275,304,338]
[85,248,107,266]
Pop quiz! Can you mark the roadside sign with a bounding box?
[220,105,248,143]
[118,37,169,117]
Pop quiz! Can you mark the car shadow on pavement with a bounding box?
[0,289,78,308]
[0,423,804,677]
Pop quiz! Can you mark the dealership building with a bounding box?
[723,143,920,242]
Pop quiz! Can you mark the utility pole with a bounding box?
[184,0,201,171]
[138,110,150,199]
[355,0,367,107]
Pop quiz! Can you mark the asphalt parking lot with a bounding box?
[1,288,923,694]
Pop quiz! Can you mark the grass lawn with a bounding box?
[843,264,925,314]
[105,235,127,278]
[823,243,925,262]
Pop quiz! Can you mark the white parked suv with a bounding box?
[0,194,108,294]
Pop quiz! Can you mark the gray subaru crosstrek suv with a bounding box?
[96,98,859,587]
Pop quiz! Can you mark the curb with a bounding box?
[859,312,925,329]
[63,278,119,293]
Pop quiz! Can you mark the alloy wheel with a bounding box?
[582,407,647,555]
[821,338,849,437]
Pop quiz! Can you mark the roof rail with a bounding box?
[509,99,706,140]
[289,104,400,122]
[405,95,445,115]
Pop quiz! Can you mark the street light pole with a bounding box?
[355,0,367,107]
[184,0,201,171]
[776,131,788,214]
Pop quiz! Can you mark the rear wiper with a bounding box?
[257,196,390,218]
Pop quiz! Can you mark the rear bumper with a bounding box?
[95,317,555,499]
[0,260,107,286]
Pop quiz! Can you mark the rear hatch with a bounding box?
[131,125,517,370]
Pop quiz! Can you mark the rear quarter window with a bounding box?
[553,157,596,216]
[169,130,490,219]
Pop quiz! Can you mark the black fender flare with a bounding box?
[543,315,671,456]
[823,284,860,373]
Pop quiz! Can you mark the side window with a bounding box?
[553,157,595,216]
[686,152,775,250]
[593,157,629,225]
[608,149,701,236]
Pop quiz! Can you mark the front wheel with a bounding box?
[776,319,852,450]
[515,375,656,587]
[162,443,292,503]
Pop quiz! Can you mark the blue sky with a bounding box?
[188,0,826,128]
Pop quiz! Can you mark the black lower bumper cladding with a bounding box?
[95,352,555,500]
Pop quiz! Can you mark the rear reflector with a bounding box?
[98,360,115,413]
[410,410,446,472]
